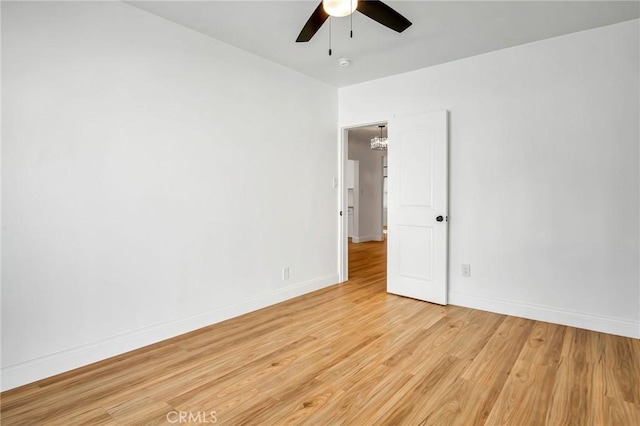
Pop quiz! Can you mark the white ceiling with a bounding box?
[128,1,639,87]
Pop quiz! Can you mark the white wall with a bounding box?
[340,20,640,338]
[348,133,385,242]
[1,1,338,390]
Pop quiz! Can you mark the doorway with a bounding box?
[341,123,388,283]
[339,110,449,304]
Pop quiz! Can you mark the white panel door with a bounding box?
[387,110,448,304]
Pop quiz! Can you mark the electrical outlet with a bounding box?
[462,264,471,277]
[282,267,290,280]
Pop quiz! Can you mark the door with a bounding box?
[387,110,448,304]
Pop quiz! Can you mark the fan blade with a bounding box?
[357,0,412,33]
[296,2,329,42]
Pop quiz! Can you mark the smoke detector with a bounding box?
[338,58,351,67]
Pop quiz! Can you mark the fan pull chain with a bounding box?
[328,18,332,56]
[350,0,353,38]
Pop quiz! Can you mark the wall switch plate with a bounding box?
[282,267,290,280]
[462,264,471,277]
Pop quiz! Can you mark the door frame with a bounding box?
[381,155,387,238]
[338,120,390,283]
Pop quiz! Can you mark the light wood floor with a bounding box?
[2,240,639,425]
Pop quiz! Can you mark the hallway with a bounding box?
[348,239,386,283]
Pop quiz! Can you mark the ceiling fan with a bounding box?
[296,0,412,43]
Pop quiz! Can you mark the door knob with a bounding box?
[436,215,444,222]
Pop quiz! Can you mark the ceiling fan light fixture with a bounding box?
[322,0,358,17]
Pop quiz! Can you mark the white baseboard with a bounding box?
[352,234,384,243]
[0,274,339,392]
[449,291,640,339]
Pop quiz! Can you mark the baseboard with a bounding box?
[449,292,640,339]
[0,274,339,392]
[352,234,384,243]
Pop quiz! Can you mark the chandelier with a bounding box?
[370,125,388,151]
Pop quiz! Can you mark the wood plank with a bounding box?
[371,351,473,424]
[545,357,602,425]
[484,360,557,425]
[603,333,640,405]
[517,321,566,368]
[605,396,640,425]
[416,377,496,426]
[461,315,535,386]
[545,327,608,426]
[308,363,413,424]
